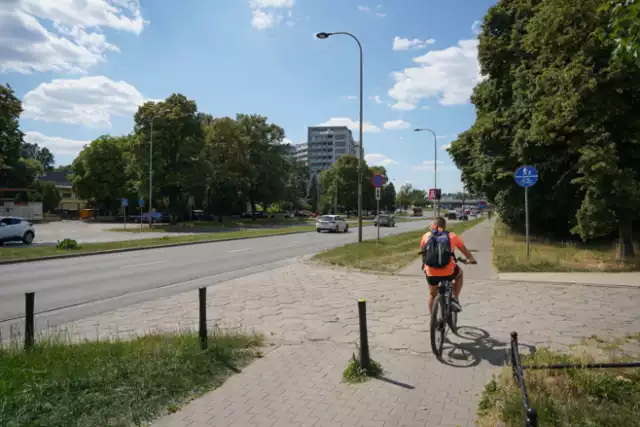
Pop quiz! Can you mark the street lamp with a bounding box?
[414,128,438,219]
[316,31,364,243]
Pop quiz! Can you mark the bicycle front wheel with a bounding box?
[430,294,446,359]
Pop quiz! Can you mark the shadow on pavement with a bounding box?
[375,376,415,390]
[439,326,536,368]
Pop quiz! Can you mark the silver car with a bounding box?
[0,216,36,244]
[316,215,349,233]
[373,214,395,227]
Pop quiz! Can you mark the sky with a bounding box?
[1,0,496,193]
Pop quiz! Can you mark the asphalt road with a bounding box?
[0,220,435,336]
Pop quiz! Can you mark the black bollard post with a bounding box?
[526,408,538,427]
[199,287,207,350]
[25,292,35,350]
[358,299,371,371]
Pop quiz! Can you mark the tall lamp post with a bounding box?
[414,128,438,218]
[316,31,364,243]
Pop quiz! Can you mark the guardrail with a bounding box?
[510,331,640,427]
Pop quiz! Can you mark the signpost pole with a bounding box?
[525,186,530,260]
[124,205,127,230]
[376,194,380,244]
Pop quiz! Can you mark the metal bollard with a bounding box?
[25,292,35,350]
[526,408,538,427]
[199,287,207,350]
[358,299,371,371]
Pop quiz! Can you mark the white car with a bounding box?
[0,216,36,245]
[316,215,349,233]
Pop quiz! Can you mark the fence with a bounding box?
[509,331,640,427]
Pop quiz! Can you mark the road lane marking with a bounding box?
[120,260,166,269]
[228,248,251,253]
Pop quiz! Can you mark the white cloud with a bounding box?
[316,117,380,133]
[366,153,397,166]
[441,143,452,151]
[358,5,370,11]
[472,20,482,35]
[421,106,432,110]
[391,101,416,111]
[282,137,293,144]
[0,0,144,74]
[342,95,358,100]
[388,39,483,110]
[249,0,293,29]
[23,131,90,158]
[358,5,385,17]
[22,75,149,128]
[392,36,435,51]
[251,9,279,29]
[368,95,383,104]
[376,12,386,17]
[383,120,410,130]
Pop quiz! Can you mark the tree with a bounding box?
[70,135,134,212]
[396,184,413,210]
[0,83,26,187]
[449,0,640,258]
[30,180,61,212]
[600,0,640,65]
[319,155,372,213]
[381,182,396,212]
[21,142,55,171]
[133,94,205,220]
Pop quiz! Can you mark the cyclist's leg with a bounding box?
[425,274,439,313]
[452,265,463,299]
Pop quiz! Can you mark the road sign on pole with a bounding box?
[372,174,384,188]
[121,198,128,207]
[515,165,539,260]
[138,198,144,208]
[375,187,381,244]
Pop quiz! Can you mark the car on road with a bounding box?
[0,216,36,245]
[373,214,396,227]
[316,215,349,233]
[445,211,468,221]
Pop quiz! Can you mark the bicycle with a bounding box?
[419,252,468,360]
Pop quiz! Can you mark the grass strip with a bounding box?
[477,335,640,427]
[0,329,263,427]
[313,218,484,273]
[493,219,640,272]
[0,226,315,262]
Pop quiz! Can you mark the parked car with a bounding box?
[445,211,468,221]
[0,216,35,244]
[373,214,395,227]
[316,215,349,233]
[135,212,169,223]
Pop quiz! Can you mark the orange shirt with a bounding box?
[420,228,464,277]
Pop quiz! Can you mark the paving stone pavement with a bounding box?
[42,219,640,427]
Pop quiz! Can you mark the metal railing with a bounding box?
[509,331,640,427]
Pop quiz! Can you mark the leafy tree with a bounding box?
[70,135,134,212]
[319,155,372,213]
[600,0,640,65]
[133,95,205,220]
[0,83,26,187]
[381,182,396,212]
[396,183,413,210]
[30,180,61,212]
[449,0,640,258]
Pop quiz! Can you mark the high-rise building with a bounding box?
[292,143,308,165]
[306,126,358,176]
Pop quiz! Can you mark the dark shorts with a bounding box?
[426,265,461,286]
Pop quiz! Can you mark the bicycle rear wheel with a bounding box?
[430,294,446,359]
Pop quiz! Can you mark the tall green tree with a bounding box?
[396,183,413,210]
[70,135,134,212]
[133,94,205,220]
[449,0,640,258]
[0,83,26,187]
[319,155,372,213]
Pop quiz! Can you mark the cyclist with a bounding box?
[420,216,477,313]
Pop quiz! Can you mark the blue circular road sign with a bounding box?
[515,165,538,188]
[372,173,384,188]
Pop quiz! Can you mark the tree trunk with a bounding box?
[618,220,635,259]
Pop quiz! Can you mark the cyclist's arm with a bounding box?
[451,234,477,263]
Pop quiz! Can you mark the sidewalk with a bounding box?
[38,215,640,427]
[396,218,497,281]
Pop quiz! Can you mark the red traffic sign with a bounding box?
[428,189,441,200]
[372,173,385,188]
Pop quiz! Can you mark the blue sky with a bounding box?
[2,0,496,193]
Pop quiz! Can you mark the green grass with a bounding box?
[477,341,640,427]
[313,218,484,273]
[0,226,315,262]
[493,219,640,272]
[0,329,263,427]
[342,353,384,383]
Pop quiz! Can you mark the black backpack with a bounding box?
[423,230,452,268]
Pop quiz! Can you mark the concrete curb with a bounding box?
[0,229,316,266]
